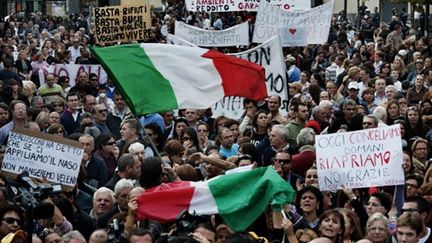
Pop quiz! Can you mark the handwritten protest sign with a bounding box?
[253,0,334,46]
[213,35,287,119]
[2,127,84,189]
[166,34,197,47]
[93,2,151,44]
[185,0,310,12]
[38,64,108,87]
[315,125,405,191]
[279,27,307,47]
[174,21,249,47]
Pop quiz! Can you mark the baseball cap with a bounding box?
[285,54,296,63]
[1,230,27,243]
[348,82,359,90]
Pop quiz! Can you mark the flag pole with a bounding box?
[281,210,287,243]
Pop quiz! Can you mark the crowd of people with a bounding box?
[0,1,431,243]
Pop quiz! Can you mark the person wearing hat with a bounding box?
[347,81,367,110]
[286,54,301,83]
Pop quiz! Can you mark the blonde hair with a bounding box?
[295,229,318,241]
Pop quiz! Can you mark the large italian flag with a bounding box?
[92,44,267,115]
[136,167,295,231]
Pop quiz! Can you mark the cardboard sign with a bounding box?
[315,125,405,191]
[253,0,334,46]
[185,0,310,12]
[174,21,249,47]
[93,2,151,44]
[2,127,84,189]
[213,35,287,119]
[38,64,108,87]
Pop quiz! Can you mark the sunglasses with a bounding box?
[3,217,22,225]
[274,159,291,164]
[104,141,115,146]
[97,109,107,113]
[401,208,418,213]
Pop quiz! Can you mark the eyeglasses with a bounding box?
[406,183,419,189]
[401,208,418,213]
[274,159,291,164]
[3,217,22,225]
[183,136,191,141]
[97,109,107,114]
[365,202,382,207]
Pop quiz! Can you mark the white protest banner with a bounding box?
[38,64,108,87]
[185,0,310,12]
[93,2,151,44]
[166,34,197,47]
[2,127,84,189]
[315,125,405,191]
[174,21,249,47]
[253,0,334,46]
[279,27,307,47]
[212,35,287,119]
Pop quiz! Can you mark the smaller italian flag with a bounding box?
[136,167,295,231]
[92,44,267,115]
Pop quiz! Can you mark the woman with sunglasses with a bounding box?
[0,204,25,240]
[94,134,118,179]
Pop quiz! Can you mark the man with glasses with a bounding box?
[362,115,378,129]
[401,196,432,242]
[274,150,301,189]
[60,92,82,135]
[405,174,423,198]
[89,104,113,137]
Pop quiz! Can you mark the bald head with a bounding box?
[309,238,333,243]
[89,229,108,243]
